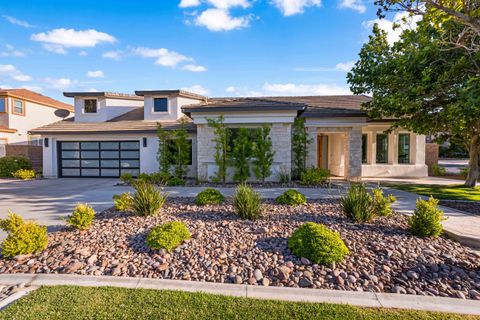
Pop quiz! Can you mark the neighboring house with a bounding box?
[0,89,73,157]
[30,90,428,180]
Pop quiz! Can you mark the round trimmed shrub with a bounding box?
[0,156,33,178]
[0,213,48,258]
[288,222,349,265]
[67,203,95,230]
[113,192,134,211]
[275,189,306,206]
[196,188,225,205]
[409,196,444,238]
[146,221,190,251]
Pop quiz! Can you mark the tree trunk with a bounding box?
[465,134,479,187]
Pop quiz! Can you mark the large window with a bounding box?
[154,98,168,112]
[376,134,388,164]
[84,99,97,113]
[13,99,24,115]
[168,139,193,165]
[398,133,410,164]
[0,98,5,113]
[361,134,368,164]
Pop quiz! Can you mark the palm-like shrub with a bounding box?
[0,213,48,258]
[275,189,306,206]
[196,188,225,205]
[132,181,168,216]
[340,184,374,223]
[288,222,349,265]
[409,196,445,238]
[113,192,134,211]
[120,172,134,185]
[146,221,190,251]
[67,203,95,230]
[233,184,262,220]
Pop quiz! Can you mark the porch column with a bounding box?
[344,128,362,180]
[306,126,317,168]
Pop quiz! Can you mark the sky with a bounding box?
[0,0,410,103]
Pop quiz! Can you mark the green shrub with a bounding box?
[150,172,170,185]
[120,172,134,185]
[137,173,151,183]
[288,222,349,265]
[12,169,36,180]
[371,188,396,217]
[0,213,48,258]
[0,156,33,178]
[233,184,262,220]
[277,168,291,184]
[146,221,190,251]
[66,203,95,230]
[431,164,446,176]
[409,197,445,238]
[113,192,134,211]
[340,184,374,223]
[275,189,306,206]
[167,177,186,186]
[132,181,168,216]
[196,188,225,205]
[299,167,330,185]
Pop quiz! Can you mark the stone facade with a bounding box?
[196,124,216,181]
[344,128,362,179]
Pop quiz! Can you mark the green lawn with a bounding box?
[386,184,480,201]
[1,286,478,320]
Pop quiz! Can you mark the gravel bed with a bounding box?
[1,199,479,300]
[440,200,480,216]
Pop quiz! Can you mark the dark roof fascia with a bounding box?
[301,112,366,118]
[135,90,207,100]
[29,127,197,136]
[64,92,143,100]
[182,105,306,116]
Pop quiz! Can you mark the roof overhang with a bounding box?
[64,92,143,100]
[135,90,207,101]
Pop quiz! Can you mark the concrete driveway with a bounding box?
[0,178,131,238]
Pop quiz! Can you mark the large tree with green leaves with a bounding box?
[348,20,480,186]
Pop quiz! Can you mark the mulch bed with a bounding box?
[1,199,479,300]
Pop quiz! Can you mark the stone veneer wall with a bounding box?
[344,128,362,179]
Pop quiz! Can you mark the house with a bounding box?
[0,89,74,157]
[30,90,428,180]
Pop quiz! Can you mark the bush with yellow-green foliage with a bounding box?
[0,212,48,258]
[66,203,95,230]
[146,221,190,251]
[12,169,36,180]
[113,192,134,211]
[409,197,445,238]
[275,189,306,206]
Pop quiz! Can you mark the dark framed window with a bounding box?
[153,98,168,112]
[84,99,97,113]
[398,133,410,164]
[376,134,389,164]
[361,134,368,164]
[13,99,24,115]
[0,98,5,113]
[167,139,193,165]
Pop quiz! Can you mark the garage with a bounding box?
[58,141,140,178]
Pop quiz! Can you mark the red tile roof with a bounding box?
[0,88,74,112]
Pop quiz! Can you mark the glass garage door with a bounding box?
[59,141,140,177]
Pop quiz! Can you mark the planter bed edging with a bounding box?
[1,274,479,315]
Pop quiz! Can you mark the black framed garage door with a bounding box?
[58,141,140,178]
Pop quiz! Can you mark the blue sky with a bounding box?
[0,0,405,102]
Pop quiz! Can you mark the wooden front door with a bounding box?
[317,135,328,169]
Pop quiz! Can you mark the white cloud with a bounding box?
[262,83,351,95]
[79,50,88,56]
[339,0,366,13]
[179,0,201,7]
[0,44,26,57]
[195,8,250,31]
[363,12,422,44]
[88,88,99,92]
[102,50,123,60]
[207,0,251,9]
[182,64,207,72]
[335,61,355,72]
[31,28,116,54]
[270,0,321,16]
[132,47,192,67]
[182,84,210,95]
[87,70,105,78]
[2,15,35,28]
[0,64,32,82]
[226,86,236,93]
[44,77,76,90]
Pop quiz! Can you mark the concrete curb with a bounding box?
[0,274,479,315]
[0,286,38,311]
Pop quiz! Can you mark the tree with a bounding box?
[170,119,190,179]
[253,125,276,182]
[232,128,251,182]
[292,118,311,180]
[207,115,230,184]
[347,20,480,186]
[157,123,172,175]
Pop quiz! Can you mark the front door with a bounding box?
[317,135,328,169]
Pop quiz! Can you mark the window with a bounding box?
[153,98,168,112]
[361,134,368,164]
[376,134,388,164]
[0,98,5,113]
[398,133,410,164]
[168,139,193,165]
[13,99,24,115]
[84,99,97,113]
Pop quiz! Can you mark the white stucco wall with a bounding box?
[73,97,142,123]
[143,96,202,121]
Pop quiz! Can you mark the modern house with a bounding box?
[30,90,428,180]
[0,89,74,157]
